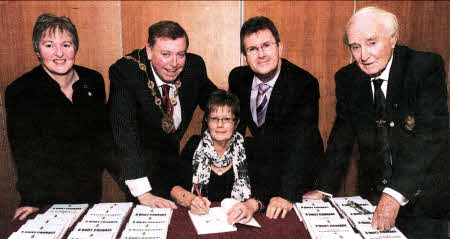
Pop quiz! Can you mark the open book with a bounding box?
[188,198,261,235]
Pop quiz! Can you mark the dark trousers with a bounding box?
[396,203,448,239]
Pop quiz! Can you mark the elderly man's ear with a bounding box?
[389,32,398,48]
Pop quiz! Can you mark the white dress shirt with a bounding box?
[125,63,182,197]
[370,55,408,206]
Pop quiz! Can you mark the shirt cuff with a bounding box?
[318,190,333,198]
[383,187,409,206]
[125,177,152,197]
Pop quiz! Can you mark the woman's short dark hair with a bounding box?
[240,16,280,55]
[32,13,79,53]
[147,21,189,50]
[205,90,240,120]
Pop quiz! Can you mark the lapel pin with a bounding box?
[405,115,415,131]
[376,119,386,125]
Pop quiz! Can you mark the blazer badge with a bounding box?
[404,115,415,131]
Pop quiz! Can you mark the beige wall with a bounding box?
[0,1,448,227]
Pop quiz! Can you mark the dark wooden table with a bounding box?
[0,204,312,239]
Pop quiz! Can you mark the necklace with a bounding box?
[125,49,181,134]
[217,168,223,176]
[213,164,230,176]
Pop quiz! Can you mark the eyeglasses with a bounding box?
[207,117,236,124]
[245,41,278,56]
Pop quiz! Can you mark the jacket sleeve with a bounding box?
[280,73,324,201]
[108,61,147,181]
[318,68,357,194]
[5,84,44,207]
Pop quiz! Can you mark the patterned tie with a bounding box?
[161,84,173,117]
[256,83,270,126]
[373,79,392,190]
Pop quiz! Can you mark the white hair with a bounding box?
[343,6,399,45]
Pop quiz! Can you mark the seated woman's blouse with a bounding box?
[206,169,235,202]
[5,65,112,207]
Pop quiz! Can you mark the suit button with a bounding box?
[414,189,422,197]
[389,121,395,127]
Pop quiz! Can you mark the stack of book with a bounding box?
[67,202,132,239]
[8,204,89,239]
[119,205,172,239]
[294,200,362,239]
[329,196,376,228]
[330,197,407,239]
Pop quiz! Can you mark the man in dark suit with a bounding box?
[108,21,217,208]
[304,7,448,239]
[229,16,324,219]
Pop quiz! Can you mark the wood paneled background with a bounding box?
[0,1,448,228]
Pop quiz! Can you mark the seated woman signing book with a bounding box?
[171,90,262,224]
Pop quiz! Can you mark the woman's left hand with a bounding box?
[226,200,257,224]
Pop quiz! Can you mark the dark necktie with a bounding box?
[161,84,173,117]
[256,83,270,126]
[373,79,392,190]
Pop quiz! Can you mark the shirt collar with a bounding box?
[252,67,281,90]
[150,62,171,88]
[373,54,393,82]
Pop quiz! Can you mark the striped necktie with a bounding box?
[256,83,270,126]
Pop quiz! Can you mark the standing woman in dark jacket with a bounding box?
[5,13,110,220]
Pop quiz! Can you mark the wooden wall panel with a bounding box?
[0,1,123,227]
[244,1,354,145]
[120,1,241,149]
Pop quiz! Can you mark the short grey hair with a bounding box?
[343,6,399,45]
[32,13,79,53]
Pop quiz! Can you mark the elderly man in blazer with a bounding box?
[304,7,449,239]
[229,16,324,220]
[109,21,217,208]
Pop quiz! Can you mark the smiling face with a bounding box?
[37,29,76,78]
[146,37,187,83]
[207,106,238,146]
[347,16,397,75]
[243,29,282,82]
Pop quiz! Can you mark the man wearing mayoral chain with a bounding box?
[109,21,217,208]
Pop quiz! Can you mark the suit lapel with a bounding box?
[178,70,188,128]
[140,49,163,99]
[352,64,374,117]
[385,47,406,116]
[264,63,286,126]
[138,49,165,123]
[241,67,257,131]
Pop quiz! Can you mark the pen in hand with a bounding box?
[193,183,210,214]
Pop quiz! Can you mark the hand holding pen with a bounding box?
[189,184,211,215]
